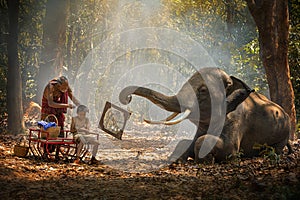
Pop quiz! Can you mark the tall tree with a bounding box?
[36,0,69,103]
[246,0,296,139]
[289,0,300,121]
[7,0,24,134]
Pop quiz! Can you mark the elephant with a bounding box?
[119,67,292,163]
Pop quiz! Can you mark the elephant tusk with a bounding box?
[143,112,179,124]
[165,112,180,121]
[144,109,191,125]
[163,109,191,125]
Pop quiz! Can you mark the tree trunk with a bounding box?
[36,0,69,104]
[7,0,24,135]
[246,0,296,139]
[66,0,78,84]
[224,0,234,37]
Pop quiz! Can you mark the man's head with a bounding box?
[57,76,69,93]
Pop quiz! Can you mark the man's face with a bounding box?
[58,82,69,93]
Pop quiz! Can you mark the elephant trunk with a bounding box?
[119,86,182,113]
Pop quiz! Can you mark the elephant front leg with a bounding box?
[194,135,233,163]
[168,128,207,163]
[168,139,194,163]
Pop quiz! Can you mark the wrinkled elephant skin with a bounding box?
[119,68,291,163]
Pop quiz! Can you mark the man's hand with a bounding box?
[68,104,76,109]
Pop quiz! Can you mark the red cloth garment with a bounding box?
[41,79,69,128]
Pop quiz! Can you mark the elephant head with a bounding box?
[119,68,253,128]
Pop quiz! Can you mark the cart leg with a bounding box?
[55,145,61,161]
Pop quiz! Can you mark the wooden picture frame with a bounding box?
[98,101,131,140]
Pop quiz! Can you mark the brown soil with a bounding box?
[0,134,299,200]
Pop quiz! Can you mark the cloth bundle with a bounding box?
[37,121,57,130]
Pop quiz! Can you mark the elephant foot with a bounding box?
[197,153,215,164]
[194,134,229,163]
[169,157,188,164]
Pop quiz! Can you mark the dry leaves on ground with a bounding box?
[0,134,299,200]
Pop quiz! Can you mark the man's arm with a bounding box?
[68,88,80,106]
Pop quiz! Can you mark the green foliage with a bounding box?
[230,38,268,95]
[289,0,300,119]
[226,150,244,165]
[0,0,299,123]
[162,0,265,94]
[253,143,281,165]
[1,0,46,103]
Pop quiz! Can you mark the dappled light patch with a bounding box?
[0,134,299,199]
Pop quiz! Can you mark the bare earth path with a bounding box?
[0,134,299,200]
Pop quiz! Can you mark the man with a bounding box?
[41,76,80,136]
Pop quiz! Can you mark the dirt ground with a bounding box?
[0,133,299,200]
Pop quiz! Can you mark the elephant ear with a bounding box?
[226,76,255,114]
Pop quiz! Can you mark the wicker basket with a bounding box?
[14,145,29,157]
[41,114,61,138]
[13,135,29,157]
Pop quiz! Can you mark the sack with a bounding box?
[13,135,29,157]
[41,114,61,138]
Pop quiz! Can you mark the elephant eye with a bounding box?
[199,86,208,93]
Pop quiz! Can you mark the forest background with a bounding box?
[0,0,299,136]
